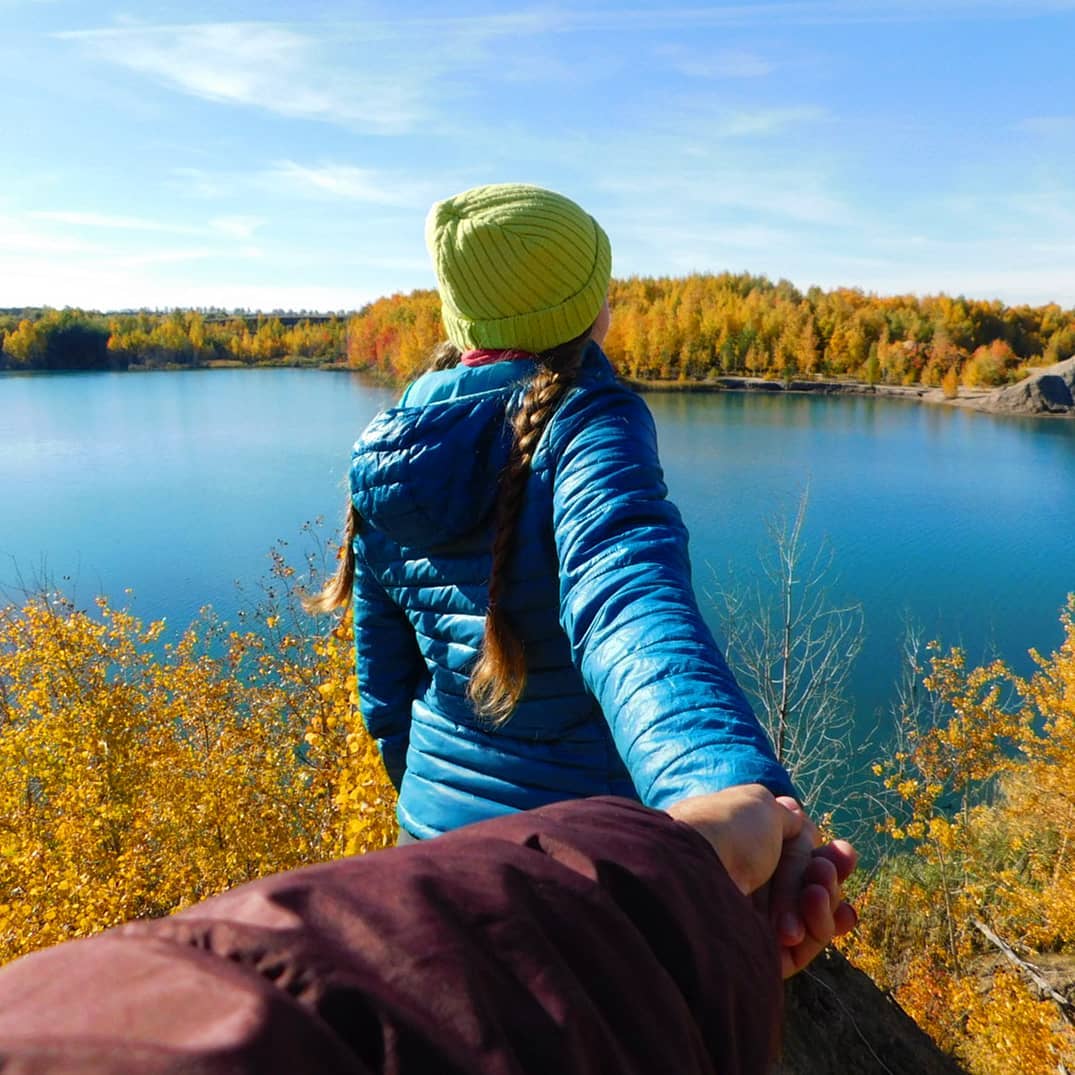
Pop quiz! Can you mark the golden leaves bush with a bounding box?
[842,598,1075,1073]
[6,548,1075,1075]
[0,582,396,964]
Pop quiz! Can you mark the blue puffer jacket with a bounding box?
[350,342,795,838]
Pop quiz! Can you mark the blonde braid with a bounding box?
[467,334,589,724]
[304,501,360,614]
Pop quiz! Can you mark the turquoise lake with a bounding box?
[3,368,1074,737]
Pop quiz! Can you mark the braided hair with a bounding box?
[467,329,590,725]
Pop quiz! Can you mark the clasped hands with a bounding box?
[667,784,858,978]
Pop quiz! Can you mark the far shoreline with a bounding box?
[624,373,964,405]
[4,358,1073,419]
[622,368,1075,419]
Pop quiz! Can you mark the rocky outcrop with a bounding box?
[977,356,1075,416]
[779,950,968,1074]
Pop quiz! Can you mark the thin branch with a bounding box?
[972,918,1075,1026]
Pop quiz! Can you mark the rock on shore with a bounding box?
[976,355,1075,416]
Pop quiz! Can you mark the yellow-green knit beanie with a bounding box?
[425,183,612,353]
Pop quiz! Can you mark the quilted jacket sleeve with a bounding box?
[549,384,797,808]
[352,543,424,790]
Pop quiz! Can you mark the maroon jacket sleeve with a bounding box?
[0,797,781,1075]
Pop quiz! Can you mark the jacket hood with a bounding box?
[349,365,525,549]
[349,345,618,549]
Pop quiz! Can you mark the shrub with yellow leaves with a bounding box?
[841,597,1075,1074]
[0,564,397,964]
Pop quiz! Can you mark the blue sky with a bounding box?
[2,1,1074,311]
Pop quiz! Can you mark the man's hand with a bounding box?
[667,786,857,978]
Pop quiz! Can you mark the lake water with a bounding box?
[3,368,1074,739]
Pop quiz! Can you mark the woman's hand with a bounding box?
[666,786,857,978]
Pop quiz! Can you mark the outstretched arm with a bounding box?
[0,797,785,1075]
[550,379,796,805]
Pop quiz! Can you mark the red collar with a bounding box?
[460,348,536,367]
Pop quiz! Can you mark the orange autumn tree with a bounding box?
[842,598,1075,1075]
[333,276,1075,389]
[0,558,396,964]
[345,290,444,383]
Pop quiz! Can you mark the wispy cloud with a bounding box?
[208,216,264,240]
[1017,115,1075,136]
[0,214,343,308]
[943,188,1075,233]
[106,247,217,269]
[29,209,266,241]
[1009,191,1075,231]
[658,45,774,78]
[714,106,825,137]
[29,209,199,234]
[617,219,796,262]
[43,6,1075,144]
[264,162,435,207]
[0,216,104,256]
[0,247,374,312]
[677,1,1075,26]
[170,167,232,200]
[644,95,829,147]
[664,175,842,223]
[418,2,1075,32]
[56,22,426,133]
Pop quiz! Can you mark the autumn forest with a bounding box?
[4,272,1075,388]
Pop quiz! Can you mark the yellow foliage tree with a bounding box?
[842,599,1075,1073]
[940,364,960,399]
[0,564,397,964]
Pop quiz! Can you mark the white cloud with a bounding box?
[0,216,104,256]
[29,209,201,234]
[265,162,434,207]
[0,250,374,312]
[714,106,826,137]
[106,248,216,269]
[209,216,264,240]
[615,220,797,272]
[599,168,846,225]
[169,167,232,200]
[1009,191,1075,230]
[659,45,774,79]
[28,208,269,242]
[1017,115,1075,137]
[57,22,426,132]
[943,188,1075,233]
[645,97,828,147]
[436,2,1075,33]
[0,210,430,310]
